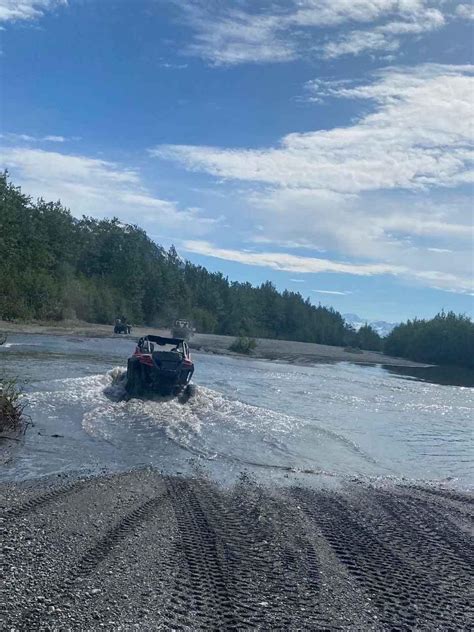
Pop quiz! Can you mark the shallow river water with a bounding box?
[1,334,472,488]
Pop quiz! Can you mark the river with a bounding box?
[1,333,472,488]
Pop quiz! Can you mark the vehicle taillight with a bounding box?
[139,355,154,366]
[183,359,193,367]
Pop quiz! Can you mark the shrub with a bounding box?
[0,378,30,437]
[229,336,257,355]
[344,346,363,354]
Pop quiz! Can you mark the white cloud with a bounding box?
[176,1,452,64]
[183,7,296,65]
[321,7,445,58]
[42,135,67,142]
[0,146,217,236]
[154,64,474,294]
[1,132,71,142]
[455,4,474,20]
[313,289,352,295]
[183,240,406,275]
[289,0,425,27]
[182,241,473,293]
[153,64,473,194]
[159,62,189,69]
[321,30,401,59]
[247,186,473,267]
[0,0,65,23]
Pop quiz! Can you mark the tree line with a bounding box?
[1,173,472,366]
[384,312,474,369]
[0,173,359,346]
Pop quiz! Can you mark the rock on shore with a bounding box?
[2,470,473,630]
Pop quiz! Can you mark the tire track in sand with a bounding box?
[293,488,473,630]
[4,478,91,519]
[163,477,334,630]
[163,477,240,630]
[15,493,166,630]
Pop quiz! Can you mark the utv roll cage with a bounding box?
[136,335,187,354]
[141,335,184,346]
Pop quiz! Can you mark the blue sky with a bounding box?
[1,0,473,322]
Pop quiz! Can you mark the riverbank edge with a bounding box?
[0,319,430,368]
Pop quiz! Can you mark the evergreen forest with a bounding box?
[1,173,472,367]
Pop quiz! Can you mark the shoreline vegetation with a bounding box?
[385,311,473,369]
[1,173,472,369]
[229,336,257,355]
[0,377,29,439]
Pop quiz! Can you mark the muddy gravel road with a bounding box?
[2,470,473,631]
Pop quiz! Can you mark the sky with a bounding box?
[0,0,473,322]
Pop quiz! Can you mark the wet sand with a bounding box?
[2,469,473,630]
[0,319,427,368]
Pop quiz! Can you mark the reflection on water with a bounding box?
[1,334,473,489]
[384,364,474,387]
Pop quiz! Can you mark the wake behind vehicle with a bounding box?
[126,335,194,398]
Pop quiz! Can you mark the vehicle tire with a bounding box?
[126,358,142,398]
[186,383,196,398]
[179,383,196,404]
[114,326,119,334]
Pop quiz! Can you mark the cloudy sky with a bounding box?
[1,0,473,321]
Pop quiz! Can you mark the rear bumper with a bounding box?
[143,367,193,392]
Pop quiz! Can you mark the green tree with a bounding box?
[384,311,474,368]
[5,173,452,358]
[356,324,382,351]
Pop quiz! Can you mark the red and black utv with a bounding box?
[125,335,194,398]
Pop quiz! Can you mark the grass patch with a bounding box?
[0,378,30,438]
[229,336,257,355]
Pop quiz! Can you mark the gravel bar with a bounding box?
[0,320,428,367]
[2,470,473,630]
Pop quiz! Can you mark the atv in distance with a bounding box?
[171,319,195,340]
[114,318,131,334]
[126,335,194,399]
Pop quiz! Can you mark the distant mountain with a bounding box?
[343,313,397,338]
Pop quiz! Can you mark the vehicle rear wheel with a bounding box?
[178,383,196,404]
[126,358,142,397]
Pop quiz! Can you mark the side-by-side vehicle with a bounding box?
[125,335,194,398]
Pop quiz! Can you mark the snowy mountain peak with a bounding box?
[343,313,397,337]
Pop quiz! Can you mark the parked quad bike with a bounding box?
[114,322,132,334]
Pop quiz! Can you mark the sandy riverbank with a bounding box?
[0,319,428,368]
[2,469,473,630]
